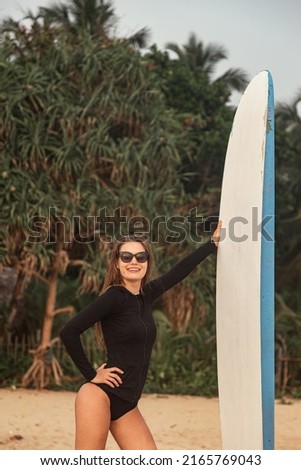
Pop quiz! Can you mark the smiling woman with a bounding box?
[116,241,150,294]
[59,226,221,450]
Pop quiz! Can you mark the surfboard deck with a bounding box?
[216,71,275,449]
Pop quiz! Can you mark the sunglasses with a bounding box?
[118,251,149,263]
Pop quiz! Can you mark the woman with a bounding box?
[60,221,222,450]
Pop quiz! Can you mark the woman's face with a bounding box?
[117,241,148,287]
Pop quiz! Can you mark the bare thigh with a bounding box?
[75,383,111,450]
[110,406,157,450]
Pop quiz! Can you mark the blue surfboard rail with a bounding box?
[260,71,275,450]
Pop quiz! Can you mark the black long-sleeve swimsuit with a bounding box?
[60,240,216,405]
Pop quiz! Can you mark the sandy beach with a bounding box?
[0,388,300,450]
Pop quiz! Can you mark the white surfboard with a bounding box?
[216,71,275,449]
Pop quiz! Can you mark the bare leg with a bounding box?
[110,407,157,450]
[75,383,111,450]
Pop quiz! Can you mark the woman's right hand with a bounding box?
[90,363,124,388]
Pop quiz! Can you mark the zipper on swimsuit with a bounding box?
[134,295,148,403]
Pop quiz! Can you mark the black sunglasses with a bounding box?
[118,251,149,263]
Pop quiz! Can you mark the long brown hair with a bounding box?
[95,235,155,348]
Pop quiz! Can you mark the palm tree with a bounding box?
[275,91,301,290]
[273,92,301,392]
[38,0,150,47]
[0,12,186,387]
[39,0,115,39]
[166,32,248,93]
[276,90,301,151]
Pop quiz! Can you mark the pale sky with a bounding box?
[1,0,300,105]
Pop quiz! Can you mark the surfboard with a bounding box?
[216,70,275,449]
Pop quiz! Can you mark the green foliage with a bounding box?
[146,41,236,199]
[274,93,301,395]
[145,310,218,396]
[0,353,32,386]
[275,292,301,394]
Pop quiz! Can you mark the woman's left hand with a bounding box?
[212,220,222,247]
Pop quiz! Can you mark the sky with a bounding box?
[0,0,300,106]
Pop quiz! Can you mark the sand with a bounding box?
[0,388,300,450]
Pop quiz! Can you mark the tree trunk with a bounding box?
[41,274,58,349]
[21,225,74,389]
[21,272,63,389]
